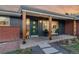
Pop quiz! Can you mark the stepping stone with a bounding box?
[32,46,44,54]
[42,47,59,54]
[38,43,51,48]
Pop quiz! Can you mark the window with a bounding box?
[33,21,36,24]
[53,25,56,29]
[0,16,10,26]
[43,20,49,30]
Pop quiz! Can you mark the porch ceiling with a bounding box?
[21,6,76,20]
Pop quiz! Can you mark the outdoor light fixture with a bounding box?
[26,18,30,25]
[39,20,42,23]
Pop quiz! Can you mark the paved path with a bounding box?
[20,35,74,54]
[32,42,70,54]
[20,35,76,49]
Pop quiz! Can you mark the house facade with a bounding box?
[0,5,79,53]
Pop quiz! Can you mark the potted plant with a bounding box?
[43,29,48,36]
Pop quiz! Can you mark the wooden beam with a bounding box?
[73,20,76,36]
[22,11,27,42]
[49,16,52,40]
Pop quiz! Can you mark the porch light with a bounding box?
[26,18,30,25]
[39,20,42,23]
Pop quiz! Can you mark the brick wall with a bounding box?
[65,20,74,35]
[76,21,79,36]
[0,26,20,42]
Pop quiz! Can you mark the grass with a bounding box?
[6,48,32,54]
[63,43,79,54]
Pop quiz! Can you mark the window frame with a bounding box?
[0,16,10,26]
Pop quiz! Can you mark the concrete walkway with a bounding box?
[32,42,70,54]
[38,42,60,54]
[20,35,76,54]
[20,35,76,49]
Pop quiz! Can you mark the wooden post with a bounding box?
[73,20,76,36]
[49,16,52,40]
[22,11,27,44]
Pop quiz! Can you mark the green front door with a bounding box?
[30,20,38,35]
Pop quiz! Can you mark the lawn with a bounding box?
[6,48,32,54]
[63,43,79,54]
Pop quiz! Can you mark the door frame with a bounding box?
[30,19,38,36]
